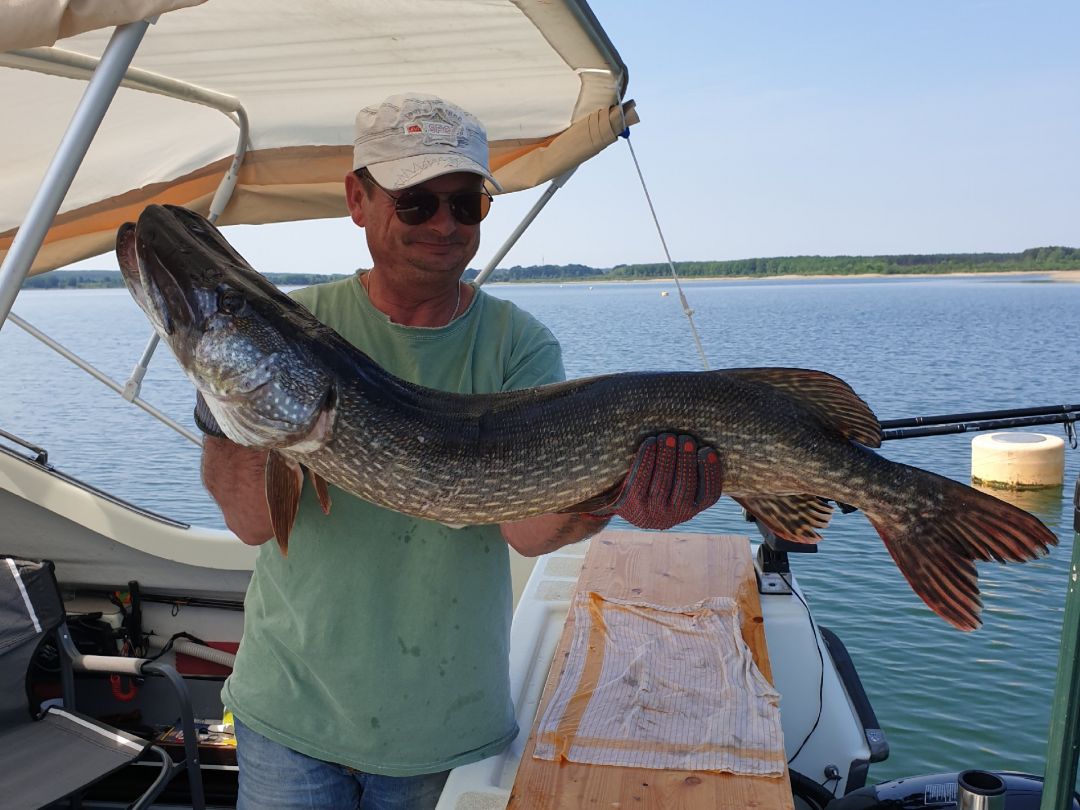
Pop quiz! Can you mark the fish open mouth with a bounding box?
[117,205,244,338]
[116,216,198,337]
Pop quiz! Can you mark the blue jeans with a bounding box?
[234,716,450,810]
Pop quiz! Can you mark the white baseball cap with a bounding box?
[352,93,502,192]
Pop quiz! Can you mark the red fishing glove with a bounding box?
[592,433,723,530]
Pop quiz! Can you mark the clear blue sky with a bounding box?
[72,0,1079,274]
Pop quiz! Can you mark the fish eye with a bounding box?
[218,289,246,315]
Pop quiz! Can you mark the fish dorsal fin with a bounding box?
[732,494,834,544]
[265,451,304,556]
[728,368,882,447]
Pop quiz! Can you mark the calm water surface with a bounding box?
[1,275,1078,784]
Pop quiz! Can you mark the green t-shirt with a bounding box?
[221,275,564,776]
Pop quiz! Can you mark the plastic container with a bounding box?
[971,432,1065,489]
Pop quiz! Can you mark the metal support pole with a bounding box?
[1040,477,1080,809]
[8,313,202,446]
[0,20,151,334]
[474,168,577,286]
[123,334,161,401]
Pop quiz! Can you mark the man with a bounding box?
[198,93,721,810]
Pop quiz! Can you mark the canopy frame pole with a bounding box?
[0,45,252,401]
[1041,477,1080,809]
[6,312,202,447]
[474,168,578,286]
[0,21,151,334]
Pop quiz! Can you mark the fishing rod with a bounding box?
[881,404,1079,442]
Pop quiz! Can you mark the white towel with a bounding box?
[533,592,785,774]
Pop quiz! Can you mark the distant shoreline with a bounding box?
[20,267,1080,290]
[486,268,1080,286]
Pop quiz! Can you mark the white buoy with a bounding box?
[971,432,1065,489]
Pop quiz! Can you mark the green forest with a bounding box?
[604,246,1080,280]
[21,247,1080,289]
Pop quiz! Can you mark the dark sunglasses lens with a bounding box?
[392,189,491,226]
[394,190,439,225]
[449,192,491,225]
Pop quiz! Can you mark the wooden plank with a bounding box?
[508,530,792,810]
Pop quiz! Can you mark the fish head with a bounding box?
[116,204,336,449]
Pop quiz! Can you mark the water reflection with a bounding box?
[971,481,1066,526]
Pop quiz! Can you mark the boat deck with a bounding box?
[506,529,792,810]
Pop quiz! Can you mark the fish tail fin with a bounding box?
[865,468,1057,631]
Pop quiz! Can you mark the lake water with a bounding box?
[1,275,1078,785]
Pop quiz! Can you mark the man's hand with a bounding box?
[592,433,723,530]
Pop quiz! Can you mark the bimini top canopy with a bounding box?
[0,0,634,275]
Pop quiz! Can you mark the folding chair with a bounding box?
[0,556,205,809]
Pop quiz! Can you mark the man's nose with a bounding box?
[425,199,458,235]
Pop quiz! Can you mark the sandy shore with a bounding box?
[673,268,1080,283]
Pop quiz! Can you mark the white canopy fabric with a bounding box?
[0,0,634,274]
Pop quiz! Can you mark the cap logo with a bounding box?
[400,100,466,148]
[401,118,465,147]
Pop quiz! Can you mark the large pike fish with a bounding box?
[117,204,1056,630]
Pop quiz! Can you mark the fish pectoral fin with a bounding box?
[733,494,834,544]
[308,468,332,515]
[727,368,882,448]
[265,451,304,556]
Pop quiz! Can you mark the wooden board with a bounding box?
[508,530,793,810]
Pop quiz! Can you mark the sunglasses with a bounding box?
[360,170,492,226]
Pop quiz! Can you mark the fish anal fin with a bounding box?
[728,368,882,448]
[308,468,332,515]
[867,514,983,632]
[265,451,303,556]
[733,494,833,544]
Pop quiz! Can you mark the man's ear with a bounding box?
[344,171,367,227]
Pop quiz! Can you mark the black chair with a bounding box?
[0,556,205,809]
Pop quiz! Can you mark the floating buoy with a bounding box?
[971,432,1065,489]
[660,290,669,297]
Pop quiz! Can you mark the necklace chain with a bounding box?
[361,271,462,327]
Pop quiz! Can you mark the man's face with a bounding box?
[345,170,483,282]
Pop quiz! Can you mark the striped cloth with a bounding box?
[533,592,785,774]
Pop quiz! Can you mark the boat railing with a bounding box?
[0,425,49,464]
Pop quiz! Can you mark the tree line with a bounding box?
[606,246,1080,279]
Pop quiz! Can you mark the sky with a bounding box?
[68,0,1080,275]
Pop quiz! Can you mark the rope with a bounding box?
[622,133,710,370]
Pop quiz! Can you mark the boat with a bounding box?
[1,3,1078,808]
